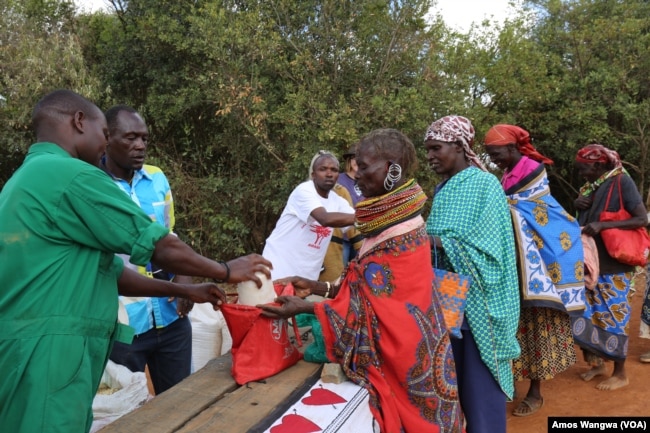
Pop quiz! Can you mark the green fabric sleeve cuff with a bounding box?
[129,222,170,266]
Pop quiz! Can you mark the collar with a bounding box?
[100,155,152,184]
[28,142,73,158]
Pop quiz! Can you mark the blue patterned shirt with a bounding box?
[104,163,179,335]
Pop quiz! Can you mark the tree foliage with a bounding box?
[81,0,443,258]
[0,0,101,187]
[3,0,650,260]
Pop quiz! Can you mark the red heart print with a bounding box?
[301,388,347,406]
[270,414,321,433]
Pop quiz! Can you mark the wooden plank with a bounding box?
[176,361,322,433]
[99,355,238,433]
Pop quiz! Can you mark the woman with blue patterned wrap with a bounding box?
[484,124,585,417]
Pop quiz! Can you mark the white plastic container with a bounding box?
[236,268,276,306]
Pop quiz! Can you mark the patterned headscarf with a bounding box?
[575,144,626,197]
[483,124,554,165]
[575,144,622,169]
[424,115,487,171]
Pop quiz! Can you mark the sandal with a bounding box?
[640,351,650,363]
[512,396,544,417]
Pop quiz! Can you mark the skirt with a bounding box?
[571,272,633,361]
[513,307,577,381]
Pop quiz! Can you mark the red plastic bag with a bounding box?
[599,176,650,266]
[221,295,302,385]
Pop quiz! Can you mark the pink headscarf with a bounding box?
[483,124,554,165]
[424,115,487,171]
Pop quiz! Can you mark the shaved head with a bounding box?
[30,89,108,166]
[31,89,102,135]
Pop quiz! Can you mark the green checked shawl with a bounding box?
[426,166,520,399]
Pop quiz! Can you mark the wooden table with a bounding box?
[99,355,322,433]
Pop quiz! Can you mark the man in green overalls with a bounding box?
[0,90,271,433]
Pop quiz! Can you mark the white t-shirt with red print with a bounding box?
[263,180,354,281]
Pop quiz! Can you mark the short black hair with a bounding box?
[104,105,138,133]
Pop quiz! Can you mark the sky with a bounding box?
[75,0,516,32]
[432,0,517,32]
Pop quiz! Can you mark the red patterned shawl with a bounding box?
[314,219,463,433]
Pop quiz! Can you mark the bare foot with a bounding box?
[580,364,607,382]
[596,376,629,391]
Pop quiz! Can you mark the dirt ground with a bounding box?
[506,274,650,432]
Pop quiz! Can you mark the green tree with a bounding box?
[0,0,101,187]
[82,0,446,260]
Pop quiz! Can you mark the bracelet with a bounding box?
[215,261,230,283]
[324,281,331,298]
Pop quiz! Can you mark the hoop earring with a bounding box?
[383,162,402,191]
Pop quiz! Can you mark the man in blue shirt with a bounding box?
[102,105,193,394]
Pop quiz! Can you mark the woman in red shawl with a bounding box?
[260,129,463,433]
[484,125,584,417]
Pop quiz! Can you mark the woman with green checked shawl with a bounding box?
[423,116,520,433]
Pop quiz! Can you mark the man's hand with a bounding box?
[177,282,226,310]
[171,297,194,317]
[118,267,226,309]
[226,254,273,286]
[258,296,314,318]
[170,275,195,317]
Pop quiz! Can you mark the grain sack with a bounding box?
[90,360,150,432]
[190,303,232,371]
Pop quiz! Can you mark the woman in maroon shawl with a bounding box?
[260,129,463,433]
[573,144,647,391]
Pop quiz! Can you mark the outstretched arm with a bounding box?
[258,296,315,318]
[118,266,226,309]
[310,207,355,227]
[150,234,272,286]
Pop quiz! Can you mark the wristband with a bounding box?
[215,261,230,283]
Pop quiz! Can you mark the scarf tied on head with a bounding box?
[424,115,487,171]
[575,144,623,168]
[576,144,626,197]
[484,124,554,165]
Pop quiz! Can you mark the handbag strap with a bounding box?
[603,176,623,212]
[456,246,479,289]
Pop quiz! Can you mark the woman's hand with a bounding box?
[275,276,318,299]
[258,296,314,318]
[575,195,593,211]
[581,222,604,236]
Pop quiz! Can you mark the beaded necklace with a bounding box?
[578,167,626,197]
[355,179,427,237]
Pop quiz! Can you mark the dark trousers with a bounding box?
[110,315,192,394]
[451,327,507,433]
